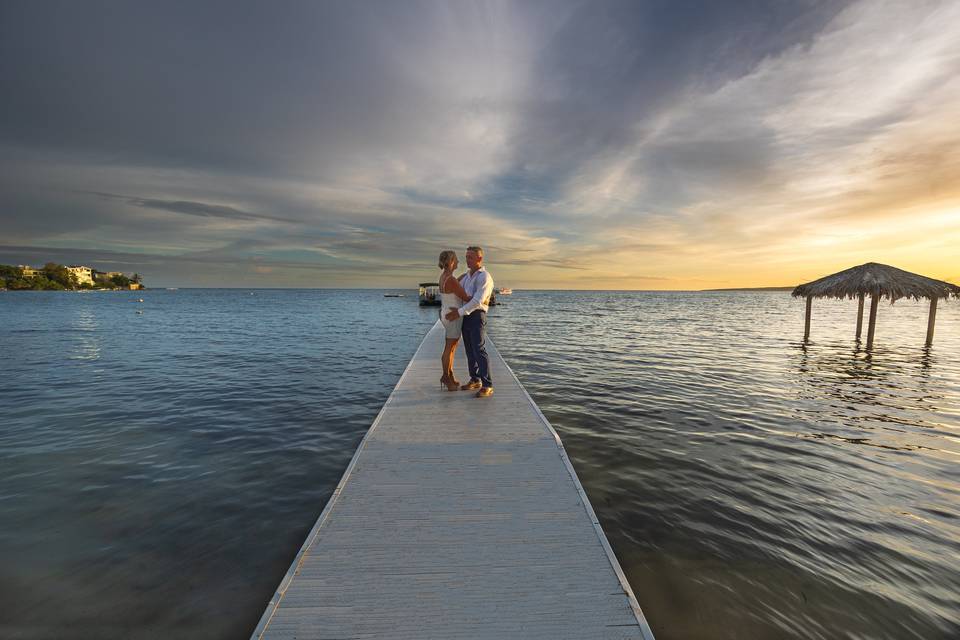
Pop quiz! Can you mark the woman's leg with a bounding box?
[446,338,460,384]
[442,338,455,377]
[440,338,460,390]
[441,340,452,381]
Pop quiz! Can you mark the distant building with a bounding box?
[94,270,123,282]
[129,283,142,290]
[67,265,94,286]
[18,265,40,278]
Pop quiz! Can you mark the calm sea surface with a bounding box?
[1,289,958,639]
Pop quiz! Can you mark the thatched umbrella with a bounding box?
[792,262,960,349]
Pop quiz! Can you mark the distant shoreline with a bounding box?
[700,286,794,292]
[3,286,796,292]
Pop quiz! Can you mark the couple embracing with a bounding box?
[437,246,494,398]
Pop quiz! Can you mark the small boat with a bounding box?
[497,287,513,295]
[384,293,405,298]
[418,282,441,306]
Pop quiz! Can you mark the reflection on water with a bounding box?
[69,308,102,361]
[1,289,958,639]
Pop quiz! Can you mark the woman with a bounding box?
[437,250,472,391]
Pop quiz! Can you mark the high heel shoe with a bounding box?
[440,373,459,392]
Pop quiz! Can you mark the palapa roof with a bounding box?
[792,262,960,302]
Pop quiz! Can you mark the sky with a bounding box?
[1,0,958,289]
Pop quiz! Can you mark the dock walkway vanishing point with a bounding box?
[252,321,655,639]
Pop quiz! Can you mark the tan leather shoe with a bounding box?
[475,387,494,398]
[461,380,482,391]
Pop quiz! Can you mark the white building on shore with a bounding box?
[67,265,94,286]
[94,270,123,282]
[18,265,41,278]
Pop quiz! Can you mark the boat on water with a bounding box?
[384,293,405,298]
[419,283,503,306]
[497,287,513,295]
[418,283,441,306]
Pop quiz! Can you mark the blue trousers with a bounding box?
[461,311,492,388]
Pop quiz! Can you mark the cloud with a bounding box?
[77,191,300,224]
[1,0,957,288]
[543,0,960,281]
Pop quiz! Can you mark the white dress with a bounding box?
[439,273,463,339]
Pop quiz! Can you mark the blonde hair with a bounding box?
[438,250,457,270]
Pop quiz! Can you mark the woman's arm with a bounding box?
[447,275,472,301]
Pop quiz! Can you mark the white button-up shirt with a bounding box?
[458,266,494,316]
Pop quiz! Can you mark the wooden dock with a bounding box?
[252,321,655,640]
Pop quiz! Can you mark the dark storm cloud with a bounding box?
[493,0,850,204]
[0,1,845,183]
[0,0,522,178]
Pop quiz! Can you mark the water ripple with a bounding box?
[1,289,958,639]
[490,290,960,640]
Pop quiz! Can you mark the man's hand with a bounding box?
[445,309,460,321]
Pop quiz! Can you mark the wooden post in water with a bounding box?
[926,297,938,346]
[855,293,865,339]
[804,295,812,341]
[866,293,879,350]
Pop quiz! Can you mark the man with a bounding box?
[445,246,494,397]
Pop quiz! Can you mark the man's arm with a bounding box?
[442,276,472,321]
[459,272,493,316]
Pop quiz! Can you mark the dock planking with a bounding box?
[252,321,655,639]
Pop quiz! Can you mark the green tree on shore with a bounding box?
[6,275,64,290]
[110,274,131,288]
[6,277,34,290]
[0,265,22,280]
[43,262,76,288]
[1,263,142,290]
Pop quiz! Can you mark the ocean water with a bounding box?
[1,289,957,639]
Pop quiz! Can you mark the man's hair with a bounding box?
[466,246,484,258]
[438,250,457,269]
